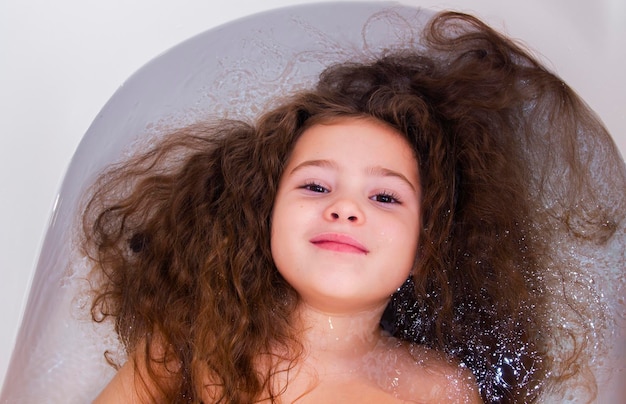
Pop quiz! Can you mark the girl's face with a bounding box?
[271,117,421,313]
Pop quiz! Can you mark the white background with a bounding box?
[1,0,624,389]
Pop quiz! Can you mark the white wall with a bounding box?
[1,0,624,390]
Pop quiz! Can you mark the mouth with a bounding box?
[309,233,369,255]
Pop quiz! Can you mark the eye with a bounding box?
[300,182,329,193]
[371,191,401,204]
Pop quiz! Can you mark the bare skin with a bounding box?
[263,302,481,403]
[93,333,182,404]
[263,119,481,403]
[94,302,481,403]
[93,359,141,404]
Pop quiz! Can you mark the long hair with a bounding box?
[82,11,624,403]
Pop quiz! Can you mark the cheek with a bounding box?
[269,223,288,282]
[384,218,420,272]
[269,202,283,267]
[269,199,301,271]
[270,210,286,263]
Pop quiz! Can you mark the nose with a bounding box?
[324,197,364,224]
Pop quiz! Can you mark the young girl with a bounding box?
[82,11,625,403]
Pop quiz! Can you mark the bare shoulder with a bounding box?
[368,336,482,403]
[406,343,481,403]
[93,358,144,404]
[93,339,180,403]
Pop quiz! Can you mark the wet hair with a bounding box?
[82,11,625,403]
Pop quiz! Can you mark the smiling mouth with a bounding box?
[309,234,369,254]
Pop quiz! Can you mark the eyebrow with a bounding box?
[289,159,337,174]
[289,159,418,192]
[367,166,418,192]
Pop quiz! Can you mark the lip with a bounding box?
[309,233,369,254]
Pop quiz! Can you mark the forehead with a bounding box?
[285,117,419,183]
[292,117,414,158]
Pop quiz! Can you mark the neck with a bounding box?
[295,301,388,365]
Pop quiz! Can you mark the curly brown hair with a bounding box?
[82,11,624,403]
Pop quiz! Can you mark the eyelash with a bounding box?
[371,191,402,204]
[300,182,401,204]
[300,181,329,193]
